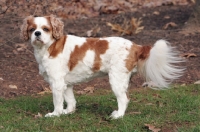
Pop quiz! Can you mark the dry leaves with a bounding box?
[9,84,17,89]
[107,17,144,35]
[131,17,144,34]
[181,53,197,58]
[153,11,160,15]
[13,43,28,55]
[0,0,193,19]
[76,86,95,95]
[86,26,101,37]
[144,124,161,132]
[164,15,170,19]
[163,22,178,29]
[84,86,95,93]
[34,112,43,118]
[76,90,86,95]
[37,87,51,95]
[107,22,131,35]
[129,111,142,115]
[15,43,27,52]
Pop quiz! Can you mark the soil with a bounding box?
[0,4,200,98]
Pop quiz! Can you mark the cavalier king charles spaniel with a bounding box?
[20,15,184,119]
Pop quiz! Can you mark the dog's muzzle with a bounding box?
[33,31,43,44]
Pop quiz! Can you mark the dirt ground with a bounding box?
[0,2,200,98]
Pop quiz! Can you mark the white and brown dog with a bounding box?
[20,15,183,119]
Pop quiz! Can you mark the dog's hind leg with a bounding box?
[63,85,76,114]
[109,71,131,119]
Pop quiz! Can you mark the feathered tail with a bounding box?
[139,40,184,89]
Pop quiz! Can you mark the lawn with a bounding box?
[0,85,200,132]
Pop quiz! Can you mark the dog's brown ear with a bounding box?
[49,15,64,40]
[20,15,34,41]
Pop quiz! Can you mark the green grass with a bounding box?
[0,85,200,132]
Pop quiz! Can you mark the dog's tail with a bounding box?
[138,40,184,89]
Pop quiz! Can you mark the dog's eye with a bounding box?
[43,28,49,32]
[29,28,35,32]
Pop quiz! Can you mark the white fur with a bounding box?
[26,17,184,119]
[141,40,184,89]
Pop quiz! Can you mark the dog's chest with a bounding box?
[34,48,50,77]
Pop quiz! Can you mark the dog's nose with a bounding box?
[35,31,41,37]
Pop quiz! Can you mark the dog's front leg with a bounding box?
[45,79,65,117]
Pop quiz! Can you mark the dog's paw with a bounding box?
[142,81,159,88]
[110,110,124,119]
[45,112,60,117]
[62,108,75,115]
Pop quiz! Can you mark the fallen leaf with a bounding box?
[76,90,86,95]
[129,111,141,115]
[181,53,197,58]
[144,124,161,132]
[107,17,144,35]
[37,87,51,95]
[100,5,119,14]
[194,80,200,84]
[163,22,177,29]
[9,85,17,89]
[131,17,144,34]
[86,26,100,37]
[107,22,131,35]
[84,86,94,94]
[34,112,42,118]
[87,30,93,37]
[16,47,26,52]
[153,11,160,15]
[191,0,195,4]
[164,15,170,19]
[15,43,27,52]
[0,77,3,81]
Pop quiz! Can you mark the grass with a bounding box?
[0,85,200,132]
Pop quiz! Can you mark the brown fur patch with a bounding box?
[125,44,139,72]
[125,44,151,72]
[48,15,64,40]
[48,36,67,57]
[20,16,35,41]
[138,45,151,60]
[68,38,109,71]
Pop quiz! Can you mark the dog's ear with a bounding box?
[20,15,34,41]
[49,15,64,40]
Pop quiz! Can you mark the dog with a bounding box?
[20,15,184,119]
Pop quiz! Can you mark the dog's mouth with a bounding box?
[33,37,44,44]
[35,37,43,42]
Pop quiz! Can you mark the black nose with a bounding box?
[35,31,41,37]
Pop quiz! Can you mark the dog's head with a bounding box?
[20,15,64,46]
